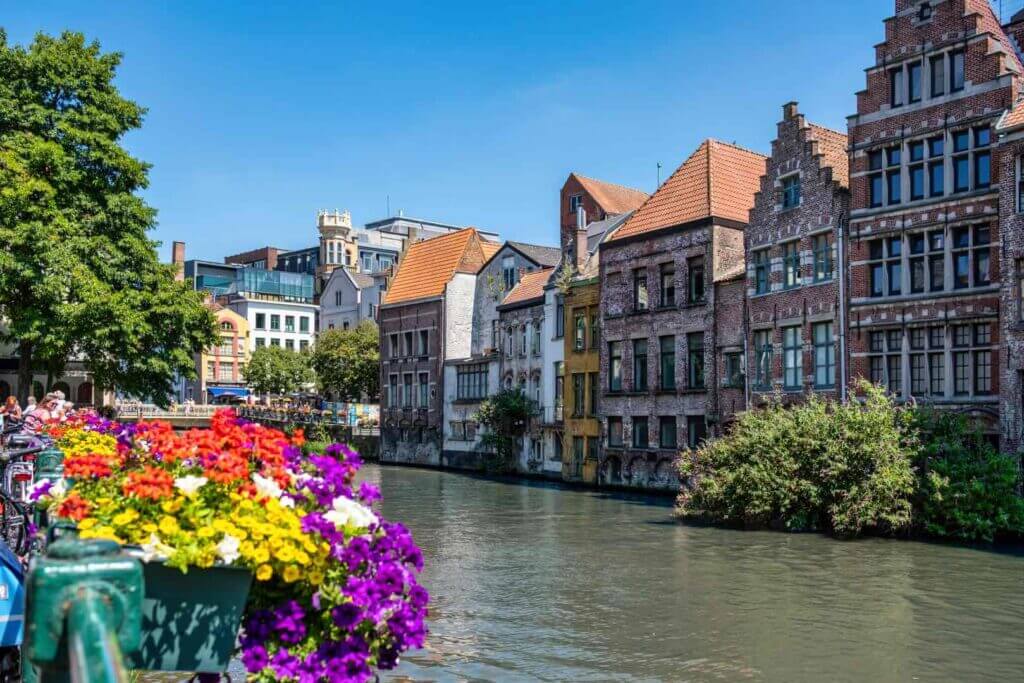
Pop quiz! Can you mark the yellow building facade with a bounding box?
[192,304,251,403]
[562,277,601,484]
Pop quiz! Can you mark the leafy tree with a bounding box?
[0,30,216,404]
[311,321,380,401]
[243,346,314,397]
[475,388,536,473]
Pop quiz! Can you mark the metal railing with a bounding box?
[115,404,223,419]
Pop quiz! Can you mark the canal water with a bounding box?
[361,464,1024,683]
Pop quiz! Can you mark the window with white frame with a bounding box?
[782,326,802,389]
[812,322,835,388]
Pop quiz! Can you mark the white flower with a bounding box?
[323,495,378,530]
[216,533,241,565]
[140,533,174,563]
[174,475,208,497]
[252,472,283,500]
[31,478,65,502]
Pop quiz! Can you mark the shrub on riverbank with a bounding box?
[677,384,916,537]
[676,385,1024,542]
[913,411,1024,543]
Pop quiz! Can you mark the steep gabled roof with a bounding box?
[383,228,490,305]
[572,174,649,215]
[500,268,554,307]
[480,239,503,263]
[506,242,562,267]
[609,140,766,242]
[807,123,849,189]
[998,97,1024,132]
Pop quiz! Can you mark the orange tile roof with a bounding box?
[999,98,1024,131]
[500,268,554,307]
[609,140,766,242]
[807,123,849,189]
[573,174,649,215]
[480,240,503,262]
[383,228,490,305]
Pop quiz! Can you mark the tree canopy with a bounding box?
[0,30,216,404]
[243,346,314,397]
[310,321,380,401]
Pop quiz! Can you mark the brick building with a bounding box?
[845,0,1021,440]
[560,173,649,256]
[997,95,1024,452]
[379,229,497,465]
[598,140,766,490]
[746,102,851,404]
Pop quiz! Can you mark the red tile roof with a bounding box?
[500,268,554,307]
[572,174,649,215]
[383,228,490,305]
[999,98,1024,131]
[609,140,766,242]
[807,123,849,188]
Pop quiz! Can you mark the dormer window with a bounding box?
[919,3,932,21]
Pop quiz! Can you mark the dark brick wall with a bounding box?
[746,102,850,404]
[998,137,1024,452]
[379,299,445,464]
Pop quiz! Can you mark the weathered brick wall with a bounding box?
[998,137,1024,452]
[560,175,609,253]
[746,102,849,404]
[497,299,547,472]
[598,224,729,492]
[714,276,747,422]
[379,299,444,465]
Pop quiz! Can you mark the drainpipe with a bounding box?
[837,211,848,403]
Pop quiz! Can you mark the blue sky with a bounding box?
[6,1,915,260]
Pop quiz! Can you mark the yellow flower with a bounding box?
[253,547,270,564]
[161,499,183,514]
[159,516,179,536]
[112,510,139,527]
[196,554,214,568]
[256,564,273,581]
[239,540,255,557]
[307,570,324,585]
[78,518,98,531]
[197,526,216,539]
[275,545,295,563]
[282,566,300,583]
[142,523,158,534]
[295,550,310,566]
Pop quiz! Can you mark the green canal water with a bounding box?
[360,463,1024,683]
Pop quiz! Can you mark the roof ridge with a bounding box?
[706,137,768,159]
[571,172,648,196]
[807,121,848,139]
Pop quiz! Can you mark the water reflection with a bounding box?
[363,464,1024,683]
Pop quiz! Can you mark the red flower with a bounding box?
[57,492,92,521]
[64,454,114,479]
[122,466,175,500]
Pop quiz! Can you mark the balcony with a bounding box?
[539,402,563,426]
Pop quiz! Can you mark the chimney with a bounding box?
[172,241,186,282]
[783,101,799,121]
[574,205,587,268]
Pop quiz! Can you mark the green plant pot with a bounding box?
[127,560,253,674]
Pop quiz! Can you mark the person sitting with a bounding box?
[0,396,22,422]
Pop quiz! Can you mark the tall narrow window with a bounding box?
[783,326,803,389]
[608,342,622,392]
[418,372,429,408]
[782,241,800,289]
[974,127,991,190]
[950,49,965,92]
[660,263,676,307]
[908,60,922,103]
[502,256,517,291]
[886,146,902,205]
[782,175,801,209]
[659,417,677,449]
[812,322,835,388]
[633,269,648,311]
[608,417,623,447]
[572,374,585,418]
[633,338,648,392]
[532,320,541,356]
[909,140,925,201]
[687,257,706,303]
[754,249,770,294]
[909,233,926,294]
[930,53,945,97]
[929,136,944,197]
[687,332,705,389]
[588,372,598,416]
[754,330,773,390]
[953,130,970,193]
[632,416,649,449]
[686,416,706,450]
[574,311,586,351]
[813,234,832,282]
[659,335,676,391]
[590,312,599,349]
[869,150,884,207]
[890,67,904,107]
[555,295,564,338]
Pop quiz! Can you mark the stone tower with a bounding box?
[317,209,358,282]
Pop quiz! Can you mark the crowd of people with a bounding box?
[0,390,77,432]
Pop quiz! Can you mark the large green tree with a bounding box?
[311,321,380,401]
[243,346,314,397]
[0,30,216,404]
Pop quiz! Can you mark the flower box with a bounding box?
[127,558,253,673]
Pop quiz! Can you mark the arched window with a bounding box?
[52,381,71,397]
[220,320,235,331]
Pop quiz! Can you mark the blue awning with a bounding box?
[207,386,250,397]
